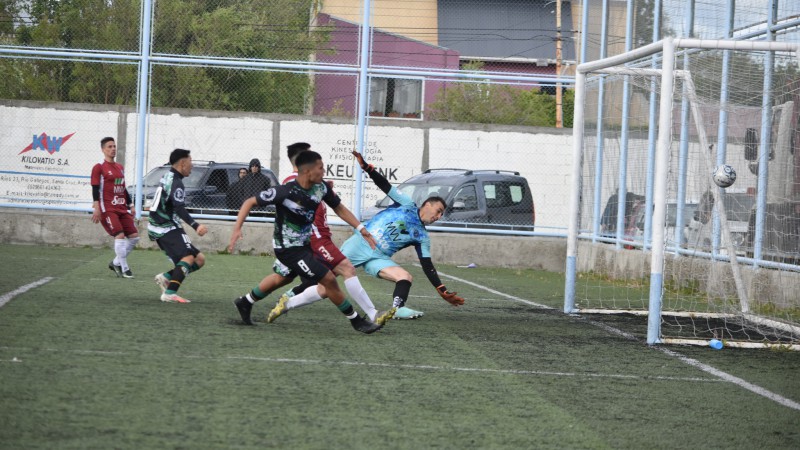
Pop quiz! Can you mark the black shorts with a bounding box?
[156,228,200,264]
[274,245,330,283]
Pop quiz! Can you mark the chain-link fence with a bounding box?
[2,1,798,236]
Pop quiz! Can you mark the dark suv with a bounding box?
[362,169,535,230]
[132,161,279,216]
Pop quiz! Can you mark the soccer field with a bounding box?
[0,243,798,449]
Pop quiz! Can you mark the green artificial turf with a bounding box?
[0,244,798,449]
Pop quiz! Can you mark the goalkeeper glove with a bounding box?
[437,285,465,306]
[351,150,374,172]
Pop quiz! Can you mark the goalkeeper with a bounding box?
[269,150,464,322]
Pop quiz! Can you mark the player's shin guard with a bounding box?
[114,239,129,271]
[392,279,412,308]
[125,237,140,256]
[286,285,322,310]
[291,278,315,296]
[344,276,377,320]
[166,261,191,294]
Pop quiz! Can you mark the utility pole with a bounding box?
[555,0,563,128]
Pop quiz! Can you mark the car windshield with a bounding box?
[376,182,454,207]
[143,166,207,189]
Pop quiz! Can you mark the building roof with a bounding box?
[438,0,576,63]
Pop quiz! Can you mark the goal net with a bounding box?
[565,38,800,349]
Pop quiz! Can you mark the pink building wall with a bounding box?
[312,14,461,118]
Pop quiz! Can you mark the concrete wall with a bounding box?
[0,100,574,230]
[577,241,800,308]
[3,208,796,307]
[0,209,567,273]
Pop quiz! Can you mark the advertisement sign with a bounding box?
[0,107,118,208]
[280,121,425,218]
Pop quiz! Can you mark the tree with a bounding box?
[0,0,328,113]
[0,0,140,103]
[426,61,573,128]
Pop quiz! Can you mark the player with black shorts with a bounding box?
[266,150,465,322]
[148,149,208,303]
[228,150,381,334]
[266,142,394,326]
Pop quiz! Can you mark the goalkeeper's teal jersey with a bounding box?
[364,186,431,258]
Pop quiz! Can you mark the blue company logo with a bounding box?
[18,132,76,155]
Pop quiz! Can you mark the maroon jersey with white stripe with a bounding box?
[91,160,129,213]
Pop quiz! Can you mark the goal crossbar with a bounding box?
[577,38,799,75]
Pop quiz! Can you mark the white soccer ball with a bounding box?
[712,164,737,188]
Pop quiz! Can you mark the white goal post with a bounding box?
[565,38,800,349]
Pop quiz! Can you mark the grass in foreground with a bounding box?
[0,244,798,449]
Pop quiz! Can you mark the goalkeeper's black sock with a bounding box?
[392,280,412,308]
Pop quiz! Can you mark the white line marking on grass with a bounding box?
[433,270,553,309]
[436,269,800,411]
[30,257,93,263]
[191,355,723,383]
[0,277,54,308]
[1,346,719,383]
[657,347,800,410]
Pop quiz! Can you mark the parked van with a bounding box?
[362,169,535,230]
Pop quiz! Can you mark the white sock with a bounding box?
[125,237,140,256]
[344,276,378,321]
[114,239,129,271]
[286,285,323,310]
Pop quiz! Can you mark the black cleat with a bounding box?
[234,296,254,325]
[108,261,123,277]
[122,269,134,279]
[350,315,381,334]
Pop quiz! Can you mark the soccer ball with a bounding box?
[712,164,737,188]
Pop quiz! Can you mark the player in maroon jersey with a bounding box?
[91,137,139,278]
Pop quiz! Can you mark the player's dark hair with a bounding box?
[295,150,321,170]
[287,142,311,165]
[100,137,115,147]
[169,148,191,165]
[423,196,447,209]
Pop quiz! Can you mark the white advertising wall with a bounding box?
[1,104,573,230]
[126,113,275,177]
[279,121,425,214]
[0,106,120,209]
[429,129,572,228]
